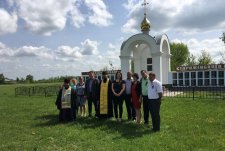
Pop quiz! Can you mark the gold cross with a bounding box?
[142,0,149,15]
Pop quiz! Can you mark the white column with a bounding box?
[152,52,162,82]
[120,56,132,79]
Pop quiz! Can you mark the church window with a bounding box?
[147,58,152,71]
[198,71,203,86]
[178,72,183,86]
[191,72,196,86]
[218,71,224,85]
[185,72,190,86]
[172,73,177,86]
[204,71,210,85]
[211,71,217,85]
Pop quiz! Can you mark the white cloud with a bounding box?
[16,46,53,59]
[0,42,53,59]
[69,1,85,28]
[55,45,82,59]
[81,39,99,55]
[121,0,143,33]
[121,18,139,33]
[16,0,73,36]
[0,9,17,35]
[3,0,112,35]
[6,0,15,7]
[55,39,100,59]
[0,40,101,79]
[0,42,16,57]
[122,0,225,35]
[93,38,124,71]
[84,0,113,27]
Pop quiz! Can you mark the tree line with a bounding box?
[0,74,77,84]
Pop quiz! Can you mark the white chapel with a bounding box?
[120,7,171,84]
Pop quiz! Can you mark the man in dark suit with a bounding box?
[85,71,99,117]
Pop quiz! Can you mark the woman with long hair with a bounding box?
[112,71,125,122]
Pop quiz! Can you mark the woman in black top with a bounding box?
[112,71,125,122]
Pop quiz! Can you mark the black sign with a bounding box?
[176,64,225,71]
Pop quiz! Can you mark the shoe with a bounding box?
[152,128,160,132]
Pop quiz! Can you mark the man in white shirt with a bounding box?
[147,72,163,132]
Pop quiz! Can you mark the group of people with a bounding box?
[55,70,163,132]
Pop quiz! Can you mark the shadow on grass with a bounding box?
[34,114,155,139]
[34,114,61,127]
[73,117,154,139]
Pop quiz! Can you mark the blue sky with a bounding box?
[0,0,225,80]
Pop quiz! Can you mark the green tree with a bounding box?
[26,74,34,83]
[170,42,189,70]
[186,54,197,66]
[16,77,19,82]
[0,73,5,84]
[219,32,225,62]
[197,50,214,65]
[220,32,225,44]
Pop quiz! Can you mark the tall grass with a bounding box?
[0,84,225,151]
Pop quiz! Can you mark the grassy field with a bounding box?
[0,84,225,151]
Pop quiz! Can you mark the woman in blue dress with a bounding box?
[76,76,86,117]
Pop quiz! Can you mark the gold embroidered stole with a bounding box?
[100,79,109,114]
[61,87,71,109]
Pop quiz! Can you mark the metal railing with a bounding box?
[15,85,60,97]
[163,85,225,100]
[15,85,225,100]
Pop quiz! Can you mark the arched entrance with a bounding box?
[120,33,171,84]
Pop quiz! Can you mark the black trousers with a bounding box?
[87,94,98,116]
[124,94,136,120]
[113,96,124,119]
[59,109,72,122]
[142,95,150,124]
[149,99,161,131]
[71,102,77,121]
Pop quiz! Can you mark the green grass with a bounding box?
[1,84,225,151]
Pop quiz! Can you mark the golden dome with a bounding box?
[141,14,150,32]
